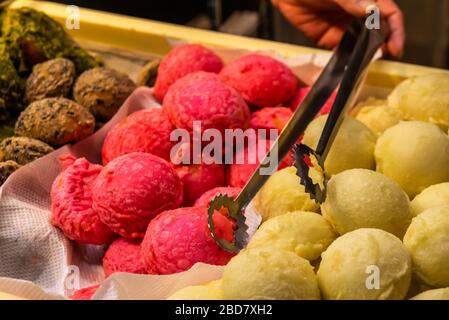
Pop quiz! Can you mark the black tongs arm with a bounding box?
[233,20,361,212]
[208,17,389,252]
[294,18,388,203]
[316,18,388,160]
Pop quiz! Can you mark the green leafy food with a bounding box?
[0,39,24,113]
[1,7,102,75]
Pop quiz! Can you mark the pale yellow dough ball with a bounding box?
[0,292,26,300]
[303,115,376,177]
[167,280,223,300]
[355,98,401,136]
[321,169,412,238]
[410,288,449,300]
[405,277,432,299]
[222,248,320,300]
[353,96,387,112]
[253,166,319,221]
[248,211,337,261]
[403,206,449,288]
[317,228,412,300]
[375,121,449,198]
[388,73,449,131]
[411,182,449,217]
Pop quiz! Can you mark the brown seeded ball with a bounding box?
[136,59,160,87]
[73,67,137,121]
[14,97,95,146]
[25,58,76,103]
[0,136,54,165]
[0,160,21,185]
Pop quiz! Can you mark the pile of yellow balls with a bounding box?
[167,73,449,300]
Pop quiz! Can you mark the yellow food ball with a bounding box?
[167,280,223,300]
[222,248,320,300]
[375,121,449,198]
[405,277,432,299]
[248,211,337,261]
[355,99,401,136]
[303,115,376,177]
[253,166,319,221]
[388,73,449,131]
[321,169,412,238]
[317,228,412,300]
[403,206,449,288]
[410,288,449,300]
[0,292,26,300]
[353,96,388,113]
[411,182,449,217]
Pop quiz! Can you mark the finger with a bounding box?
[271,0,281,8]
[334,0,378,16]
[315,13,351,48]
[291,14,333,44]
[275,1,329,43]
[316,25,346,49]
[290,13,348,49]
[378,0,405,58]
[337,0,405,58]
[386,11,405,58]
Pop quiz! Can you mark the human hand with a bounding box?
[272,0,405,58]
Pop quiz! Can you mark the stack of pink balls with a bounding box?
[52,44,332,293]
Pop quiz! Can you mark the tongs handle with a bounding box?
[233,18,370,212]
[208,16,390,252]
[315,18,389,163]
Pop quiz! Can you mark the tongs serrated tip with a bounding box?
[293,17,389,203]
[293,144,327,203]
[207,194,248,253]
[208,15,390,252]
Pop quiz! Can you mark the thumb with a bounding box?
[334,0,378,17]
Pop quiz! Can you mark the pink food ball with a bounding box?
[51,155,115,245]
[249,106,293,134]
[163,71,250,135]
[141,206,235,275]
[154,44,224,101]
[226,138,294,188]
[194,186,241,207]
[70,285,100,300]
[92,152,183,239]
[175,163,225,206]
[250,106,303,144]
[103,237,147,277]
[102,108,176,165]
[220,53,298,108]
[288,86,337,114]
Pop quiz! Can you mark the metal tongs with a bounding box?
[208,17,389,252]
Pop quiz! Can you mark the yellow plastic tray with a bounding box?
[11,0,449,90]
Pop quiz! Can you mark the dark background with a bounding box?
[52,0,449,69]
